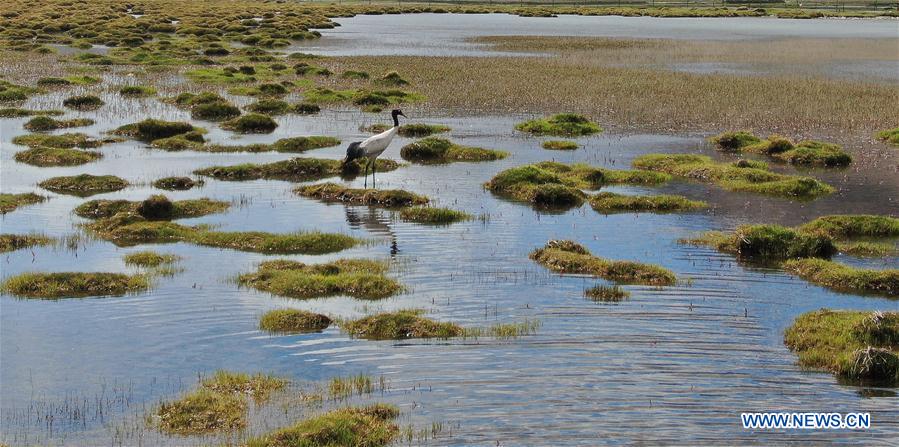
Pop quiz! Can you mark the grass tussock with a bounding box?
[86,213,360,254]
[515,113,601,137]
[585,284,630,302]
[123,251,181,267]
[400,137,507,163]
[798,215,899,240]
[462,319,541,339]
[632,154,834,199]
[485,161,669,209]
[195,157,400,182]
[785,309,899,385]
[398,207,472,225]
[0,192,46,214]
[239,259,401,300]
[0,233,53,253]
[38,174,128,197]
[341,310,463,340]
[259,309,332,334]
[836,241,897,257]
[0,108,64,117]
[876,128,899,147]
[783,259,898,297]
[245,404,400,447]
[113,119,201,142]
[684,224,836,260]
[23,115,93,131]
[119,85,156,97]
[13,132,107,149]
[0,272,149,299]
[75,195,229,220]
[588,192,706,214]
[531,240,676,286]
[296,182,428,207]
[200,370,287,402]
[15,147,101,167]
[542,140,579,150]
[153,176,203,191]
[366,123,450,138]
[62,94,104,110]
[221,113,278,133]
[710,131,852,167]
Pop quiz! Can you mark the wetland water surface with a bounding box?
[2,13,899,447]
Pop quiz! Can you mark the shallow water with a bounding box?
[2,15,899,447]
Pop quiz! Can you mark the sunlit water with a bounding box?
[2,14,899,447]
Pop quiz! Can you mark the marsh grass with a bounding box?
[836,241,897,257]
[541,140,578,150]
[462,319,541,339]
[75,196,229,220]
[516,113,601,137]
[39,174,129,197]
[0,233,53,253]
[23,116,93,131]
[783,259,898,297]
[684,224,836,260]
[245,404,400,447]
[798,215,899,240]
[195,157,400,182]
[119,85,156,97]
[13,132,107,149]
[398,207,472,225]
[0,79,40,101]
[156,388,247,435]
[296,182,428,207]
[246,99,290,115]
[0,272,149,299]
[785,309,899,385]
[341,310,463,340]
[400,137,507,163]
[0,192,46,214]
[113,119,201,142]
[711,131,852,167]
[200,371,287,402]
[259,309,332,334]
[585,285,630,302]
[239,259,401,300]
[0,107,64,117]
[153,176,203,190]
[588,192,706,214]
[221,113,278,133]
[632,154,833,199]
[14,147,101,167]
[62,94,104,110]
[531,240,676,286]
[876,127,899,147]
[123,251,181,268]
[328,373,373,400]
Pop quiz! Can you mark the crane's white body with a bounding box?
[359,126,397,160]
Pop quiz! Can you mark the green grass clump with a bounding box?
[195,157,400,182]
[836,241,897,257]
[462,320,541,339]
[400,137,507,163]
[516,113,601,137]
[23,116,93,131]
[341,70,370,80]
[75,196,228,220]
[119,85,156,97]
[876,128,899,147]
[0,234,53,253]
[708,131,761,151]
[153,177,202,191]
[711,132,851,167]
[14,147,101,167]
[342,310,463,340]
[542,140,579,150]
[200,370,287,402]
[377,71,409,87]
[585,284,630,302]
[221,113,278,133]
[185,67,256,84]
[123,251,180,267]
[292,102,320,114]
[151,134,205,150]
[156,388,247,435]
[302,87,356,103]
[12,132,104,148]
[0,80,40,102]
[588,192,706,214]
[239,259,401,300]
[0,272,149,299]
[296,182,428,207]
[192,101,241,121]
[783,259,898,297]
[303,88,423,106]
[531,240,676,286]
[485,161,668,209]
[398,207,472,225]
[798,215,899,240]
[245,404,400,447]
[0,108,64,117]
[259,309,332,334]
[0,192,46,214]
[39,174,128,197]
[112,119,200,141]
[62,94,104,110]
[364,123,451,138]
[686,224,836,260]
[270,136,340,152]
[632,154,834,199]
[246,99,290,115]
[294,63,332,76]
[785,309,899,385]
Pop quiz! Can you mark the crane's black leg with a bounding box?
[372,159,376,189]
[363,161,369,188]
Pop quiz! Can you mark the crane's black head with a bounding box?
[391,109,405,126]
[341,141,364,166]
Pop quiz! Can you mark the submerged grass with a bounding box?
[585,284,630,302]
[785,309,899,385]
[239,259,401,300]
[14,147,101,167]
[462,319,541,339]
[296,182,428,207]
[516,113,601,137]
[0,192,46,214]
[588,192,706,214]
[399,137,507,163]
[0,233,53,253]
[398,207,472,225]
[195,157,400,182]
[39,174,129,197]
[531,240,676,286]
[259,309,332,334]
[0,272,149,299]
[75,196,229,220]
[123,251,181,268]
[783,259,898,297]
[245,404,400,447]
[341,310,463,340]
[632,154,834,199]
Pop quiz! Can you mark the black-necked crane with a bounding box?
[342,109,405,188]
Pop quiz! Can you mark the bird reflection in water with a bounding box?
[344,205,399,256]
